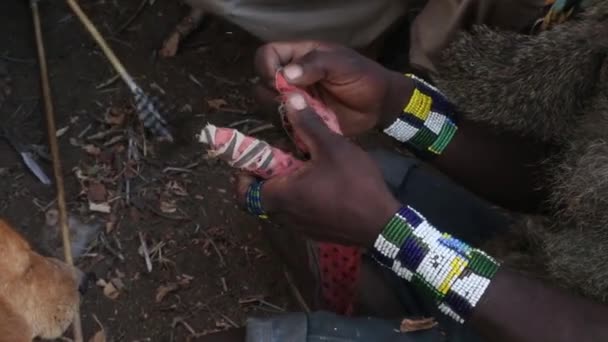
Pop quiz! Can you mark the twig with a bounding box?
[92,314,104,331]
[219,314,239,328]
[77,123,92,138]
[200,229,226,267]
[32,197,57,212]
[205,72,239,86]
[95,74,120,89]
[228,118,262,128]
[220,277,228,292]
[30,1,83,341]
[238,296,285,312]
[246,123,275,135]
[284,269,311,313]
[188,74,203,88]
[139,232,153,272]
[162,161,200,173]
[99,233,125,261]
[114,0,148,34]
[87,128,121,141]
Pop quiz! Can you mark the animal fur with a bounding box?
[0,219,81,341]
[433,0,608,301]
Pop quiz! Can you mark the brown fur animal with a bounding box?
[0,219,82,341]
[430,0,608,301]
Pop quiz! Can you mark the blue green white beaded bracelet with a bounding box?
[383,74,458,158]
[245,180,268,219]
[372,205,500,323]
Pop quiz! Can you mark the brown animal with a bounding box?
[0,219,83,342]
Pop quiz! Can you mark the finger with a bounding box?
[235,173,286,215]
[284,92,337,157]
[254,41,328,88]
[281,46,360,88]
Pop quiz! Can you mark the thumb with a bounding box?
[284,92,336,156]
[281,49,347,87]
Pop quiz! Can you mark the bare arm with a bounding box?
[366,198,608,342]
[472,269,608,341]
[382,73,551,212]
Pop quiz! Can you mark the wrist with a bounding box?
[362,195,401,247]
[379,71,415,130]
[372,205,500,324]
[382,74,458,159]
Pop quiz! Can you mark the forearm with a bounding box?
[473,269,608,342]
[382,73,549,212]
[371,203,608,342]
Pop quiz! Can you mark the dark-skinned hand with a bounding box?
[236,92,400,247]
[254,41,413,136]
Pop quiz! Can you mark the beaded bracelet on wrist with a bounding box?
[372,205,500,324]
[383,74,458,158]
[245,180,268,219]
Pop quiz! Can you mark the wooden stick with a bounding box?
[30,1,83,341]
[64,0,136,90]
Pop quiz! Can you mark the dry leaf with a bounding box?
[104,108,127,126]
[159,199,177,213]
[155,283,179,303]
[88,182,107,203]
[89,202,111,214]
[89,330,106,342]
[97,279,120,300]
[83,144,101,156]
[111,277,125,291]
[399,317,438,333]
[207,99,227,110]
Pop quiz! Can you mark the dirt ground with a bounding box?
[0,1,308,340]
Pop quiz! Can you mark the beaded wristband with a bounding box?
[383,74,458,158]
[246,180,268,219]
[372,206,500,324]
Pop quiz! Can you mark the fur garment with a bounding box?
[433,0,608,301]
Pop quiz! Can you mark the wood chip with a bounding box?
[82,144,101,156]
[89,202,111,214]
[399,317,438,333]
[155,283,179,303]
[207,99,227,110]
[159,199,177,213]
[56,126,69,137]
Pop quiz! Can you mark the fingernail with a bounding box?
[283,64,303,80]
[287,93,307,110]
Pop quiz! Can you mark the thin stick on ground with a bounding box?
[200,229,226,267]
[29,1,83,341]
[113,0,148,35]
[139,231,153,272]
[64,0,173,141]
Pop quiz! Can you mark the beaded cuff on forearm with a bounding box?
[383,74,458,158]
[372,206,500,324]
